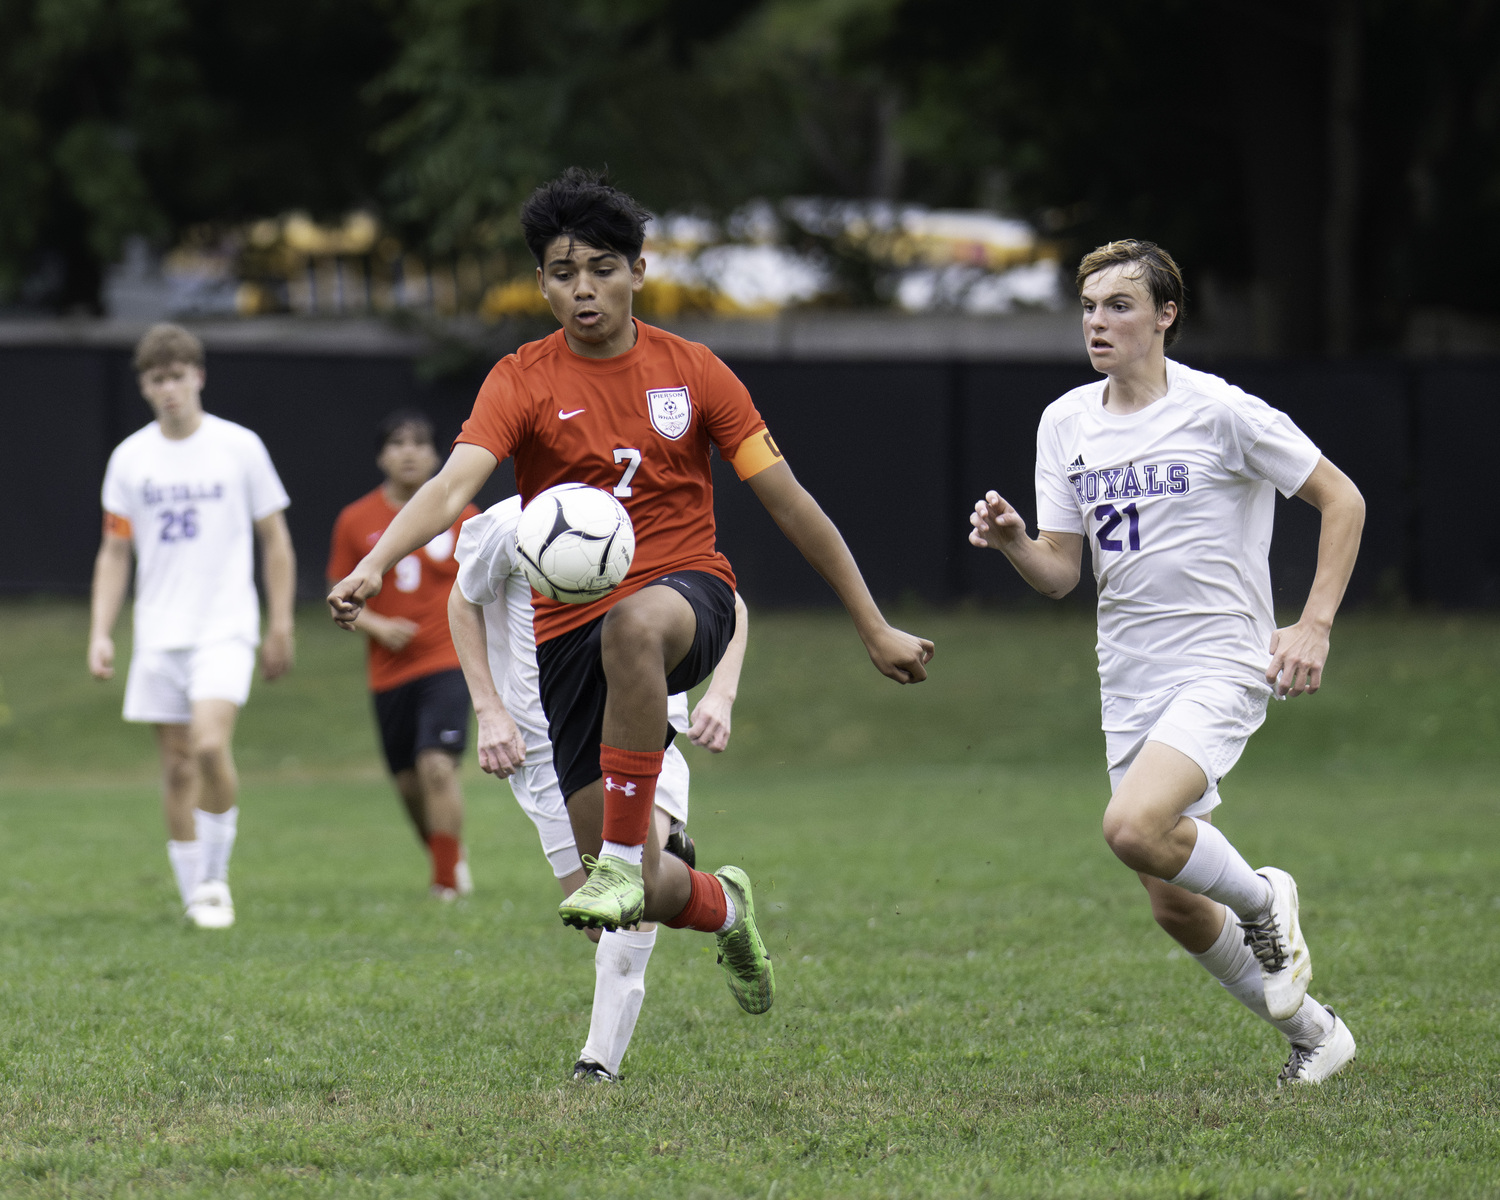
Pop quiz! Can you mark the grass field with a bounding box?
[0,599,1497,1199]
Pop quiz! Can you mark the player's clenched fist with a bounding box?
[327,564,384,629]
[864,624,934,684]
[969,490,1028,550]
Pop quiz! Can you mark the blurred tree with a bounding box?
[0,0,393,312]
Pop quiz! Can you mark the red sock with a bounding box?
[665,868,729,932]
[598,744,664,847]
[428,832,460,890]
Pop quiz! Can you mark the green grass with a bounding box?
[0,600,1497,1198]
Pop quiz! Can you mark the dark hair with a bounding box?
[519,167,651,268]
[375,408,434,454]
[134,323,204,372]
[1075,240,1186,347]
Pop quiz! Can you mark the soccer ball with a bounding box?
[515,483,635,604]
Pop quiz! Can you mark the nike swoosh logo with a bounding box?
[558,408,585,420]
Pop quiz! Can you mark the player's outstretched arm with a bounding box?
[968,490,1083,599]
[747,462,933,683]
[1267,457,1365,699]
[446,581,525,776]
[255,510,297,680]
[689,591,749,752]
[328,443,497,628]
[88,527,133,679]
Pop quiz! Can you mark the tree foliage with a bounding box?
[2,0,1498,349]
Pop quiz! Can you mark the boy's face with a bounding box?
[377,425,439,490]
[139,362,205,423]
[536,237,645,349]
[1079,264,1176,374]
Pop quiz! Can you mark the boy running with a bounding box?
[89,323,296,929]
[449,494,749,1081]
[330,168,933,1020]
[970,241,1365,1085]
[328,410,479,898]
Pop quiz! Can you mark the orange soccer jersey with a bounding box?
[328,489,479,693]
[456,320,783,642]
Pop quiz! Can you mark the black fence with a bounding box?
[5,344,1498,609]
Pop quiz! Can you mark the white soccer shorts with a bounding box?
[507,741,690,878]
[1101,676,1270,816]
[123,640,257,724]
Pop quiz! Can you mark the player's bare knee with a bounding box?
[600,603,663,673]
[1101,806,1156,870]
[192,732,231,767]
[415,749,456,787]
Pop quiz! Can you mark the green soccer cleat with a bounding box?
[559,854,644,931]
[714,866,775,1015]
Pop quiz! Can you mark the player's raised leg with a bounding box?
[1142,877,1356,1084]
[558,586,694,927]
[1102,742,1309,1019]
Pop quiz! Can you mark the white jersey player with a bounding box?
[448,496,748,1082]
[88,323,296,929]
[971,241,1366,1087]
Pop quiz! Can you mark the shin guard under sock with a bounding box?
[598,745,663,848]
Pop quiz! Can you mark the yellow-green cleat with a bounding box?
[559,854,644,931]
[714,866,775,1014]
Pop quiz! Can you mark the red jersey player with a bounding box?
[329,169,933,1025]
[328,410,479,898]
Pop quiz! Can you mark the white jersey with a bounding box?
[454,497,691,753]
[102,413,290,652]
[1033,360,1321,697]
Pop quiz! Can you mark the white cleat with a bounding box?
[1279,1007,1356,1086]
[186,879,235,929]
[1241,867,1310,1021]
[430,884,459,902]
[454,858,473,897]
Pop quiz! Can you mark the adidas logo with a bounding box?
[1067,454,1086,475]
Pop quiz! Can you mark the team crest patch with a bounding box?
[646,386,692,440]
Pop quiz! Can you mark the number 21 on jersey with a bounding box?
[1095,502,1140,552]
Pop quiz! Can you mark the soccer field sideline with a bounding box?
[0,603,1497,1198]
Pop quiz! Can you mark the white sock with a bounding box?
[167,840,203,906]
[194,807,239,884]
[1191,903,1335,1045]
[579,927,656,1076]
[716,888,738,934]
[600,840,643,866]
[1168,818,1273,919]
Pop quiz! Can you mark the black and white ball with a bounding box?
[515,483,635,604]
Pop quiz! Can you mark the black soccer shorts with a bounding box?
[371,668,471,775]
[536,570,736,800]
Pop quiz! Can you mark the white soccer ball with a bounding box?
[515,483,635,604]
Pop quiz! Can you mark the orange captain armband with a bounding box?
[103,511,133,540]
[726,428,785,481]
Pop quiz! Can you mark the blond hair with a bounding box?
[133,323,205,373]
[1075,240,1185,348]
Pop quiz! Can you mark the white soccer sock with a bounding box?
[1191,903,1335,1045]
[194,806,239,884]
[600,840,644,866]
[717,889,738,934]
[579,927,657,1076]
[1168,818,1273,919]
[166,840,204,906]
